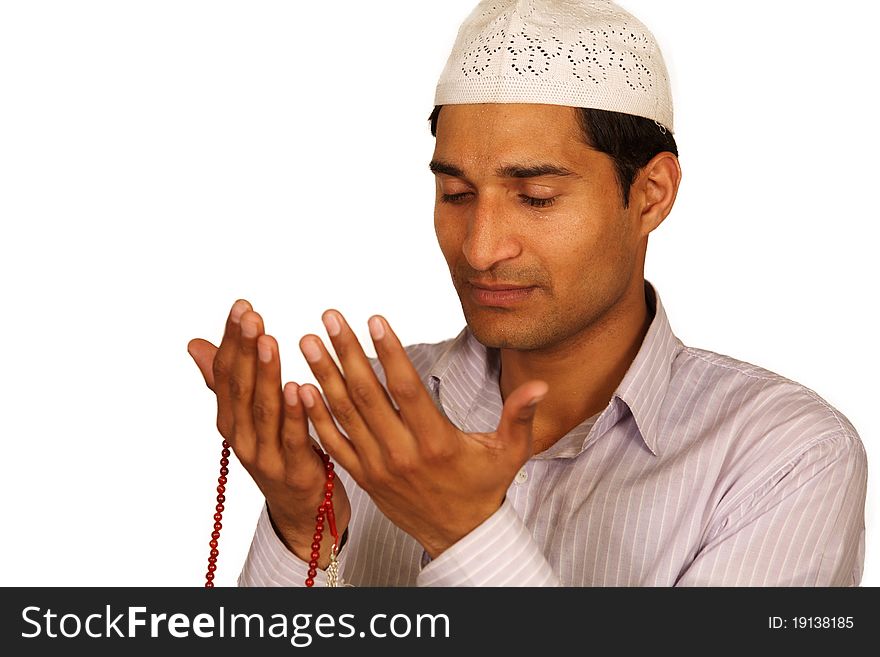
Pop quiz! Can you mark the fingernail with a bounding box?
[368,316,385,340]
[231,300,248,324]
[301,338,322,363]
[284,383,299,406]
[257,339,272,363]
[241,319,258,339]
[528,383,548,407]
[322,311,341,337]
[300,387,316,408]
[527,395,545,408]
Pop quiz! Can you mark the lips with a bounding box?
[467,281,536,306]
[467,280,531,291]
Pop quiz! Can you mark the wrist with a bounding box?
[265,505,316,559]
[420,497,505,559]
[266,503,348,569]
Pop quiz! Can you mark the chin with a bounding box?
[463,310,546,350]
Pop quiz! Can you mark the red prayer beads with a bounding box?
[306,446,339,587]
[204,441,338,587]
[205,440,230,587]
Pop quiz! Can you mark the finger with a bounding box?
[187,338,218,390]
[281,382,320,463]
[320,309,401,435]
[298,384,363,480]
[230,309,264,443]
[214,299,252,376]
[213,299,252,441]
[253,334,283,454]
[299,333,386,465]
[496,380,549,456]
[367,315,446,446]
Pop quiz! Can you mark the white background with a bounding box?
[1,1,876,587]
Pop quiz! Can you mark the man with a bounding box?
[188,0,867,586]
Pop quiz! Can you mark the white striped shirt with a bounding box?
[239,280,867,586]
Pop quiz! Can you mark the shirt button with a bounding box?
[515,467,528,484]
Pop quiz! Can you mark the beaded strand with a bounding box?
[204,439,230,587]
[205,441,340,587]
[306,446,340,587]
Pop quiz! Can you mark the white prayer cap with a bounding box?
[434,0,674,132]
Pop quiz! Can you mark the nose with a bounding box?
[461,194,522,271]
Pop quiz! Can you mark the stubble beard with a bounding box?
[459,290,588,352]
[459,277,631,354]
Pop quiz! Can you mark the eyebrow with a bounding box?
[497,163,576,178]
[429,159,576,180]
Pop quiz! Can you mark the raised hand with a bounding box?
[296,309,547,558]
[188,300,351,568]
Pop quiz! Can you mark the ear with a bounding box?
[632,152,681,237]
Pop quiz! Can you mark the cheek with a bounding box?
[434,209,461,261]
[543,214,628,286]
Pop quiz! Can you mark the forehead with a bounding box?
[432,103,598,173]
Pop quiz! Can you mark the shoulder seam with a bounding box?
[680,347,849,437]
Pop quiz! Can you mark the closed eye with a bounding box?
[520,195,555,208]
[440,192,472,204]
[440,192,556,208]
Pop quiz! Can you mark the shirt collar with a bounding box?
[612,280,684,456]
[428,279,684,457]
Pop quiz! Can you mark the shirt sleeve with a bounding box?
[675,431,867,586]
[416,497,561,586]
[237,503,348,587]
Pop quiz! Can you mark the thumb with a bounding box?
[496,380,549,450]
[187,338,219,391]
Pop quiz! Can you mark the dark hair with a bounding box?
[428,105,678,208]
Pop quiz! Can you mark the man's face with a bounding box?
[432,103,644,352]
